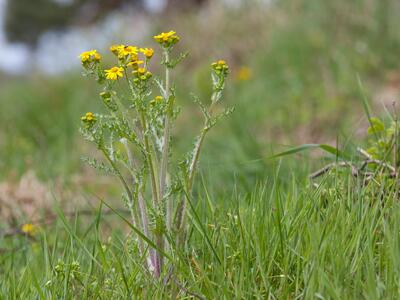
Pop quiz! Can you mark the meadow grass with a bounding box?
[2,166,400,299]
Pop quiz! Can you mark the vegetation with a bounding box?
[1,0,400,298]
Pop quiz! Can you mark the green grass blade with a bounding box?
[95,195,173,262]
[269,144,348,160]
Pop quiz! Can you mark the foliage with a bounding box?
[78,32,231,277]
[3,175,400,298]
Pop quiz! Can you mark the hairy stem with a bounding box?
[160,50,172,230]
[175,89,219,236]
[122,139,155,270]
[139,111,163,276]
[155,49,172,275]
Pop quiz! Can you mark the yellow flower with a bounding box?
[140,48,154,59]
[81,112,96,122]
[137,67,146,75]
[236,66,252,81]
[150,95,163,105]
[79,50,101,63]
[81,112,97,127]
[21,223,37,236]
[110,45,138,61]
[118,46,138,58]
[80,52,90,62]
[110,44,125,55]
[153,31,180,47]
[211,59,229,75]
[86,112,94,121]
[105,66,124,80]
[127,59,144,68]
[132,68,152,82]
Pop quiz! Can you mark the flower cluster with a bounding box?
[153,31,180,48]
[81,112,96,127]
[79,50,101,63]
[110,45,138,60]
[211,60,229,76]
[79,42,156,84]
[132,67,152,84]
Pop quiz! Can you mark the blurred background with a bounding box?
[1,0,400,223]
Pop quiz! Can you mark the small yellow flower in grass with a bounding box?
[105,66,124,80]
[153,31,180,47]
[79,50,101,64]
[236,66,252,81]
[21,223,37,236]
[140,48,154,59]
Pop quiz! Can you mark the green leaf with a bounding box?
[367,117,385,135]
[269,144,349,160]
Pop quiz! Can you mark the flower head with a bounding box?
[79,50,101,64]
[110,45,138,61]
[110,44,125,55]
[211,60,229,76]
[119,46,138,59]
[105,66,124,80]
[153,31,180,48]
[236,66,252,81]
[140,48,154,59]
[150,95,163,106]
[81,112,97,126]
[127,59,144,69]
[137,67,146,75]
[21,223,37,236]
[132,67,152,83]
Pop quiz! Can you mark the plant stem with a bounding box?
[121,139,155,270]
[160,50,172,231]
[139,111,163,276]
[154,49,172,275]
[139,112,159,206]
[176,91,219,235]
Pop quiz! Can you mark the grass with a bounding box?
[2,0,400,298]
[3,169,400,298]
